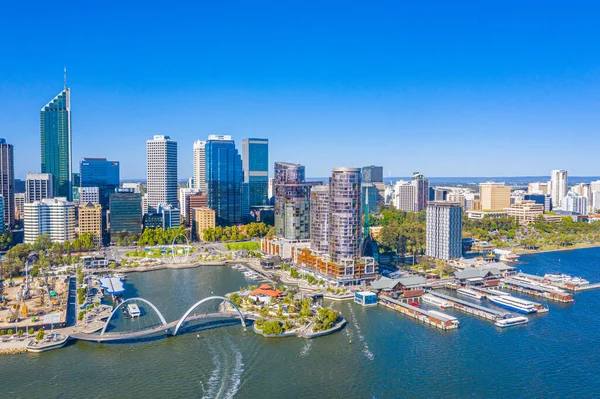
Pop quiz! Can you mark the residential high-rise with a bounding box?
[329,168,362,262]
[80,158,120,207]
[274,162,317,239]
[362,165,383,183]
[392,180,415,212]
[205,135,243,225]
[79,186,100,204]
[109,190,143,236]
[14,193,25,220]
[479,182,511,210]
[24,198,76,243]
[146,135,178,213]
[26,173,53,203]
[193,208,216,241]
[563,192,587,215]
[412,172,428,212]
[310,185,330,253]
[426,201,462,260]
[78,202,102,246]
[0,139,14,228]
[550,169,568,209]
[193,140,206,193]
[41,86,72,200]
[241,138,269,206]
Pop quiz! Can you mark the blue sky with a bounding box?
[1,1,600,179]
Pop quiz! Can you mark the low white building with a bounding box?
[24,198,76,243]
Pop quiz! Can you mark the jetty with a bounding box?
[427,291,510,321]
[502,278,573,303]
[379,295,459,330]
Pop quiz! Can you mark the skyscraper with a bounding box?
[25,173,53,203]
[80,158,120,208]
[362,165,383,183]
[310,185,330,253]
[329,168,362,263]
[146,135,178,213]
[392,180,415,211]
[274,162,317,239]
[193,140,206,193]
[0,139,14,228]
[426,201,462,260]
[479,182,511,210]
[550,169,568,209]
[205,135,243,225]
[24,198,76,244]
[109,190,143,235]
[41,86,72,200]
[241,138,269,206]
[412,172,429,212]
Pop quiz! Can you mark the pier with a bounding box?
[502,278,573,303]
[428,291,511,321]
[379,296,459,330]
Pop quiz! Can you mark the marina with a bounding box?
[456,287,486,300]
[379,295,459,330]
[502,277,574,303]
[427,291,511,321]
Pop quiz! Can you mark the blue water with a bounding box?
[1,249,600,398]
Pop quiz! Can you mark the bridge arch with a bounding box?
[173,296,246,336]
[100,298,167,336]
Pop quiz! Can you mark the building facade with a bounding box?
[550,169,568,209]
[193,207,216,241]
[78,202,102,246]
[426,201,462,260]
[25,173,53,204]
[109,190,142,235]
[24,198,76,243]
[563,192,587,215]
[178,187,201,225]
[146,135,178,213]
[242,138,269,206]
[205,135,243,225]
[412,172,428,212]
[505,200,545,225]
[41,87,72,200]
[14,193,24,221]
[392,180,415,212]
[193,140,206,193]
[329,168,362,263]
[80,158,120,208]
[0,139,14,228]
[310,185,330,253]
[79,186,100,204]
[479,182,511,210]
[362,165,383,183]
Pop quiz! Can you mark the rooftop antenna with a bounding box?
[64,66,67,89]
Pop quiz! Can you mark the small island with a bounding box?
[226,284,346,339]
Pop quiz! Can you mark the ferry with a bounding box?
[511,275,539,285]
[422,294,452,309]
[127,304,141,318]
[488,295,537,314]
[544,273,589,286]
[457,288,486,300]
[495,316,529,328]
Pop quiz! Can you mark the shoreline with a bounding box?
[513,242,600,256]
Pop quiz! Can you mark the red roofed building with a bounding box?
[250,284,282,298]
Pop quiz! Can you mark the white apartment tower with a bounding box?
[146,135,178,213]
[550,169,568,210]
[426,201,462,260]
[392,180,415,212]
[193,140,206,193]
[24,198,76,244]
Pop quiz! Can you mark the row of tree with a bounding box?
[374,210,426,264]
[136,226,189,246]
[201,223,273,242]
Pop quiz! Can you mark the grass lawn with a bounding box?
[224,242,261,251]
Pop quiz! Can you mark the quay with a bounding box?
[569,282,600,292]
[379,296,459,330]
[502,278,574,303]
[427,291,511,321]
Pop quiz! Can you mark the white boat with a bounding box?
[544,273,589,286]
[495,316,529,328]
[127,303,141,317]
[488,295,537,314]
[511,275,538,285]
[243,271,254,277]
[113,273,126,280]
[422,294,452,309]
[457,288,485,300]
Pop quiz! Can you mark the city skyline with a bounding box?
[3,3,600,179]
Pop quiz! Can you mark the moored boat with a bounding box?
[495,316,529,328]
[422,293,452,309]
[488,295,537,314]
[457,288,485,300]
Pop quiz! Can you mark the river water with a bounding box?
[2,248,600,398]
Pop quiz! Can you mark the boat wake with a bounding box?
[300,339,313,357]
[200,337,244,399]
[347,303,374,361]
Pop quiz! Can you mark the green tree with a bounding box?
[261,320,283,335]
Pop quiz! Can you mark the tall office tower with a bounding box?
[426,201,462,260]
[329,168,362,262]
[78,202,102,246]
[24,198,76,244]
[392,180,415,211]
[41,84,72,200]
[146,135,178,213]
[80,158,120,208]
[79,186,100,204]
[25,173,53,203]
[412,172,428,212]
[109,190,143,235]
[193,140,206,193]
[479,182,511,210]
[14,193,25,220]
[550,169,568,209]
[178,187,200,225]
[205,135,243,225]
[0,197,4,232]
[0,139,14,228]
[273,162,317,239]
[310,185,330,253]
[361,184,378,217]
[241,182,250,220]
[241,138,269,206]
[362,165,383,184]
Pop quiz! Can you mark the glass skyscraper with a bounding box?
[80,158,120,207]
[41,88,72,200]
[241,138,269,206]
[205,135,243,225]
[109,190,142,235]
[0,139,14,228]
